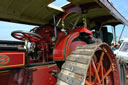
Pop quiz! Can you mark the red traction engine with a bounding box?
[0,22,94,85]
[0,9,121,85]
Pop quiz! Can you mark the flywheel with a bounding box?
[56,43,120,85]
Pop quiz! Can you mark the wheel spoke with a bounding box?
[15,33,25,40]
[102,67,112,82]
[92,59,101,84]
[29,34,35,38]
[85,80,92,85]
[94,51,104,82]
[97,52,104,72]
[57,44,120,85]
[30,37,40,42]
[15,33,24,37]
[94,55,98,63]
[101,62,104,84]
[89,63,92,82]
[23,33,27,36]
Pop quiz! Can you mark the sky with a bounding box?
[109,0,128,39]
[0,0,128,41]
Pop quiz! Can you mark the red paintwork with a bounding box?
[0,71,10,85]
[0,52,25,69]
[62,6,81,20]
[68,27,93,37]
[0,64,58,85]
[53,32,86,60]
[33,26,55,61]
[36,26,54,45]
[26,65,57,85]
[9,69,25,85]
[32,25,92,61]
[69,41,86,54]
[53,32,79,60]
[0,24,93,85]
[53,27,92,60]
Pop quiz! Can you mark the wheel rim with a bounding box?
[14,33,25,40]
[56,43,120,85]
[11,30,41,42]
[85,45,120,85]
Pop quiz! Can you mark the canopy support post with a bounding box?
[113,25,117,45]
[118,25,125,43]
[53,15,58,41]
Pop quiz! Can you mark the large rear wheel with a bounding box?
[56,43,120,85]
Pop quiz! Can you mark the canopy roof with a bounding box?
[0,0,127,28]
[62,0,128,29]
[0,0,63,25]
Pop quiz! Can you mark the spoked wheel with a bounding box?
[57,43,120,85]
[85,44,120,85]
[11,30,41,42]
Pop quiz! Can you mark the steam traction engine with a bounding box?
[0,0,128,85]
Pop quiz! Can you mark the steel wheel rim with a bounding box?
[85,45,120,85]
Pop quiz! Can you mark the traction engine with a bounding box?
[0,20,120,85]
[0,1,126,85]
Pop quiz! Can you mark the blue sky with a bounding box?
[109,0,128,39]
[0,0,128,40]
